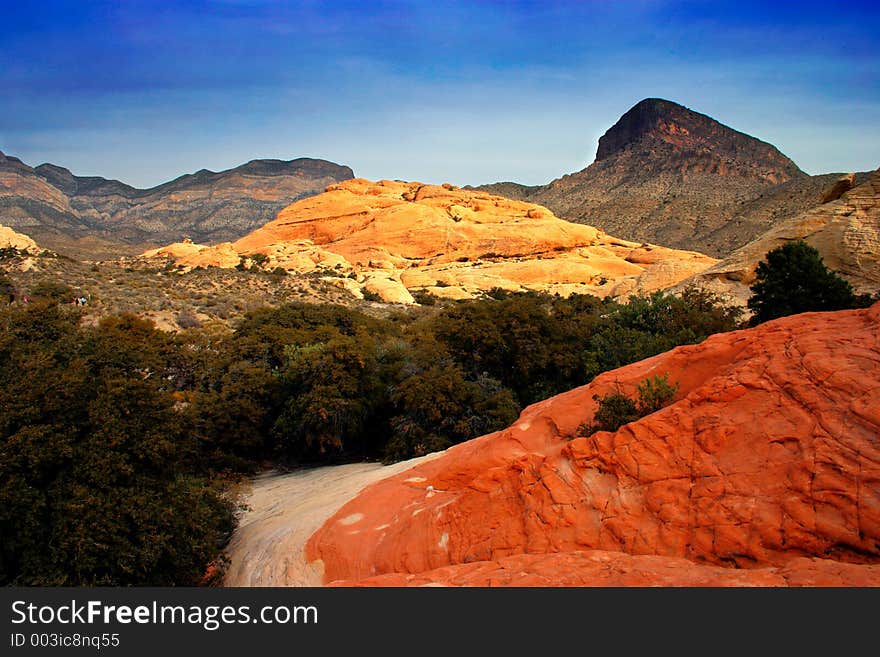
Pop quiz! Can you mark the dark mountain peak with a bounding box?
[596,98,694,161]
[595,98,804,183]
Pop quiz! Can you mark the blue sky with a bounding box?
[2,0,878,188]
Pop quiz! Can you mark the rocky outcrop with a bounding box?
[0,224,41,254]
[0,150,354,258]
[679,168,880,306]
[306,303,880,586]
[476,99,871,257]
[820,173,856,204]
[145,178,717,303]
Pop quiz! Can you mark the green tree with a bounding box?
[384,366,519,462]
[273,336,385,460]
[747,241,867,324]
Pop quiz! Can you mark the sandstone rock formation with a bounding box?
[144,178,717,303]
[0,150,353,258]
[678,168,880,306]
[306,303,880,586]
[0,224,41,254]
[477,98,871,257]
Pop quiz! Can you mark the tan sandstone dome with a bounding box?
[0,224,41,254]
[143,178,717,303]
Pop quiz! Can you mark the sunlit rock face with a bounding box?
[145,177,716,303]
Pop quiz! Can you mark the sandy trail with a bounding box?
[224,457,437,586]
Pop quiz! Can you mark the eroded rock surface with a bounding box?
[307,304,880,586]
[0,224,41,254]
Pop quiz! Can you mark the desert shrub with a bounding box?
[582,389,639,435]
[578,373,680,437]
[30,280,75,303]
[636,373,679,415]
[249,253,269,269]
[361,289,383,302]
[412,289,437,306]
[0,273,14,302]
[747,241,870,324]
[177,310,202,329]
[0,247,27,259]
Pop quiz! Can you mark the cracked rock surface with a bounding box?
[307,303,880,586]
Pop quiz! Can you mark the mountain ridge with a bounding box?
[0,151,354,258]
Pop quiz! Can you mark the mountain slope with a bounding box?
[477,99,868,257]
[677,168,880,305]
[0,150,354,258]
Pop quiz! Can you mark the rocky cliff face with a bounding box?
[476,99,868,258]
[678,168,880,305]
[144,178,717,303]
[306,303,880,586]
[0,150,353,258]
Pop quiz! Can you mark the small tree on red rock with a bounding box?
[578,373,679,436]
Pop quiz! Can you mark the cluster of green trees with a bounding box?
[0,306,237,585]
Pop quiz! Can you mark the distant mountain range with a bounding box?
[2,97,873,261]
[476,98,871,257]
[0,152,353,259]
